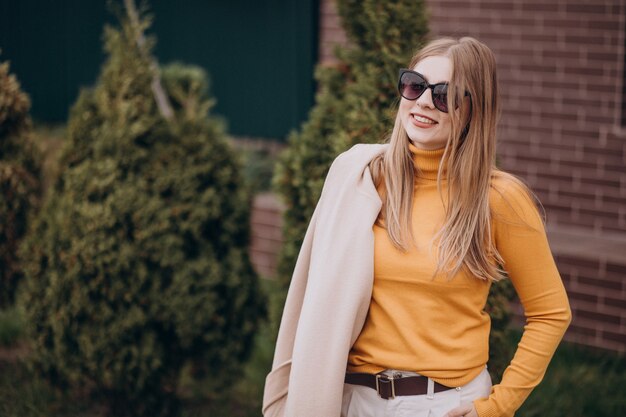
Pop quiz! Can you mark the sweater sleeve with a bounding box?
[474,175,571,417]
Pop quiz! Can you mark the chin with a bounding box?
[410,138,445,150]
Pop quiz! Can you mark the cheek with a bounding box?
[438,116,453,134]
[399,99,413,117]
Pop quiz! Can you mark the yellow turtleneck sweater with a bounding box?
[347,144,571,417]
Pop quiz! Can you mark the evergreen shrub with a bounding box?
[0,59,41,308]
[274,0,515,379]
[274,0,428,288]
[0,306,24,346]
[19,13,264,417]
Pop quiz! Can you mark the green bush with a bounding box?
[241,146,277,194]
[274,0,515,379]
[19,12,264,417]
[273,0,428,289]
[0,59,42,308]
[517,338,626,417]
[0,306,24,346]
[484,278,516,382]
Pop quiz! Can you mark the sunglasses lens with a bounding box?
[432,84,449,112]
[398,70,453,113]
[399,72,426,100]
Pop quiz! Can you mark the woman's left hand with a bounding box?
[443,403,478,417]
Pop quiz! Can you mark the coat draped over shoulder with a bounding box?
[263,144,387,417]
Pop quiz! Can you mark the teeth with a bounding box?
[413,115,435,124]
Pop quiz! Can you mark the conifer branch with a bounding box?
[123,0,173,120]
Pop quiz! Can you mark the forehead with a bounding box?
[411,56,452,84]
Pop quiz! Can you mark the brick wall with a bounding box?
[250,193,284,279]
[423,1,626,236]
[423,0,626,353]
[319,0,349,65]
[249,0,626,352]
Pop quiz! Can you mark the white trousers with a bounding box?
[341,368,492,417]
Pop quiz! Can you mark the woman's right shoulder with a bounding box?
[329,143,387,173]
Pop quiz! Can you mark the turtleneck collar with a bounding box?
[408,143,445,180]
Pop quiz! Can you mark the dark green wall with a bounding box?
[0,0,318,139]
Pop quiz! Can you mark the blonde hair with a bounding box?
[369,37,505,281]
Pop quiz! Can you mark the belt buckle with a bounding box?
[375,374,396,399]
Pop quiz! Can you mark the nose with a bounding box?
[415,88,435,110]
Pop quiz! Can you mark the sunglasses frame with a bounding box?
[398,68,461,113]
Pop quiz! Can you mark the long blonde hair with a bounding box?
[369,37,504,281]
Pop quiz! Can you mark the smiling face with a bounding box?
[399,55,453,150]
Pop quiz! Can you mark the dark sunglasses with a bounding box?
[398,68,461,113]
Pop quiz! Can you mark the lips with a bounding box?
[411,113,437,126]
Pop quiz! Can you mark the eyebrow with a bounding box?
[413,70,449,85]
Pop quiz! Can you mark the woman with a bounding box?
[263,37,571,417]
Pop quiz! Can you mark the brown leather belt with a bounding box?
[344,372,453,400]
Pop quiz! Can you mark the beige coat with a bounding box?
[262,144,387,417]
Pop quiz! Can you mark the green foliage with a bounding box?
[18,12,264,417]
[0,361,62,417]
[2,329,624,417]
[0,59,42,307]
[0,307,24,346]
[274,0,515,380]
[180,278,282,417]
[274,0,428,288]
[241,146,277,193]
[517,336,626,417]
[485,278,516,382]
[161,62,216,123]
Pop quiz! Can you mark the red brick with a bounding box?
[543,18,592,30]
[606,262,626,275]
[565,3,612,14]
[575,309,621,325]
[566,323,597,338]
[520,33,561,43]
[562,65,605,77]
[564,96,616,109]
[588,19,621,31]
[555,254,601,270]
[499,17,540,27]
[602,330,626,345]
[603,193,626,206]
[602,294,626,310]
[587,51,620,63]
[541,49,584,60]
[582,145,625,159]
[568,291,599,304]
[578,201,623,217]
[587,81,624,94]
[565,34,612,45]
[578,276,622,291]
[603,223,626,234]
[250,236,281,251]
[520,2,560,12]
[580,174,621,189]
[251,214,282,228]
[559,126,601,140]
[505,95,559,108]
[250,249,273,265]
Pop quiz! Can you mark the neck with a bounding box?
[408,143,445,180]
